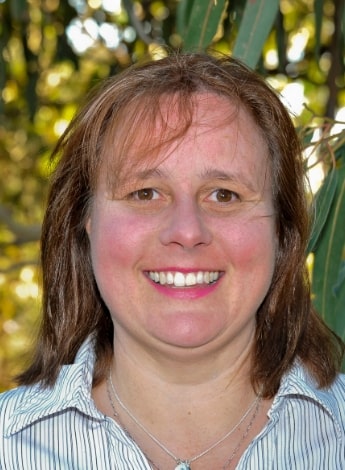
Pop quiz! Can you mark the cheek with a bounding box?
[88,211,153,274]
[222,217,276,273]
[92,221,127,268]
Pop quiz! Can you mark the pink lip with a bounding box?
[146,267,219,273]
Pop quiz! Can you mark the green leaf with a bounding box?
[307,167,338,254]
[333,261,345,297]
[232,0,280,68]
[335,136,345,164]
[312,164,345,329]
[178,0,227,52]
[9,0,28,22]
[343,0,345,50]
[275,9,286,72]
[176,0,196,38]
[334,270,345,341]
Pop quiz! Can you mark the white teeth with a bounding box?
[196,271,204,284]
[148,271,220,287]
[174,272,185,287]
[185,273,196,286]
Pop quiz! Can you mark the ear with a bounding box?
[85,217,91,236]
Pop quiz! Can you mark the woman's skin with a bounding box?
[90,93,276,469]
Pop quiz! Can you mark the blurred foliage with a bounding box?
[0,0,344,391]
[309,127,345,342]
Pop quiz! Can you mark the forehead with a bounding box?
[101,92,270,188]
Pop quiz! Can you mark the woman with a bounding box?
[1,53,344,469]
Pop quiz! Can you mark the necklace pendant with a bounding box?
[175,462,191,470]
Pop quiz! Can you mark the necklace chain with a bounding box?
[107,370,261,469]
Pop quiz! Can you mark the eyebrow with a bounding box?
[127,166,261,193]
[132,168,165,180]
[197,168,259,193]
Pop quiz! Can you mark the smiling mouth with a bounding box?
[148,271,221,287]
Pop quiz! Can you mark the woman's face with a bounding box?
[86,93,277,361]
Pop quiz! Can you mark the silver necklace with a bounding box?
[107,370,261,470]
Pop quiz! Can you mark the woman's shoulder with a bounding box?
[304,370,345,439]
[329,372,345,416]
[332,371,345,391]
[319,372,345,412]
[0,385,34,437]
[283,365,345,431]
[287,361,345,396]
[0,385,30,413]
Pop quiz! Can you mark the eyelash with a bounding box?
[208,188,240,203]
[127,188,159,201]
[127,187,240,204]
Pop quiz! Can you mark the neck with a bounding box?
[92,335,266,470]
[111,333,256,420]
[108,371,261,470]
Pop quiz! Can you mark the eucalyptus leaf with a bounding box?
[333,261,345,297]
[179,0,227,52]
[343,0,345,50]
[334,279,345,342]
[307,167,338,254]
[335,137,345,163]
[9,0,27,22]
[176,0,196,38]
[312,165,345,327]
[232,0,280,67]
[275,9,286,72]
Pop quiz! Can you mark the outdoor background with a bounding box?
[1,0,344,391]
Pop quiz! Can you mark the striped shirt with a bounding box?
[1,337,344,469]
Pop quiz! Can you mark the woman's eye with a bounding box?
[210,189,239,203]
[130,188,158,200]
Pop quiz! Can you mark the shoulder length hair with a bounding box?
[18,52,344,397]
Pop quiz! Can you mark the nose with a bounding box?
[159,198,212,249]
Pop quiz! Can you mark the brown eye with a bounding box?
[214,189,238,202]
[132,188,157,200]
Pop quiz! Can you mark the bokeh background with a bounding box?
[1,0,344,391]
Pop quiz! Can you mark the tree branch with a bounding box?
[122,0,157,45]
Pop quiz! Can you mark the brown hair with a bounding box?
[18,52,344,397]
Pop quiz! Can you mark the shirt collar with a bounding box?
[5,336,104,436]
[5,343,343,438]
[270,361,344,438]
